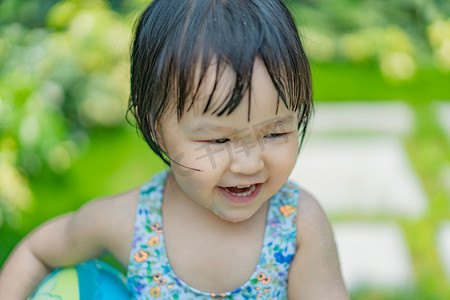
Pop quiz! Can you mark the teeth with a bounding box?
[236,184,252,189]
[229,184,256,197]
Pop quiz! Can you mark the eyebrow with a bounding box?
[190,114,296,134]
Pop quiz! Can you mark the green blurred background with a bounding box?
[0,0,449,298]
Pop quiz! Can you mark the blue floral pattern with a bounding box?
[127,170,299,299]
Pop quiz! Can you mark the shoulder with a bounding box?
[294,187,338,261]
[23,186,142,271]
[277,181,325,229]
[295,188,331,243]
[287,185,349,299]
[78,187,141,222]
[277,181,330,243]
[69,187,141,266]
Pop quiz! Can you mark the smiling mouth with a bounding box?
[225,184,256,197]
[218,183,262,204]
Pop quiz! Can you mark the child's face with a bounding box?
[160,58,300,222]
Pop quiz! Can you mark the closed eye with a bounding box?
[210,138,230,144]
[264,133,288,138]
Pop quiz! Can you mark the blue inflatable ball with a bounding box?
[28,260,131,300]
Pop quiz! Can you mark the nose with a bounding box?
[229,145,264,175]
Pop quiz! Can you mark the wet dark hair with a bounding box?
[128,0,313,167]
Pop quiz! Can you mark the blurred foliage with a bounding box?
[286,0,450,79]
[0,0,144,228]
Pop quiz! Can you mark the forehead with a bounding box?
[180,58,297,132]
[187,60,237,117]
[188,58,280,117]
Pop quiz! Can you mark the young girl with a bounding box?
[0,0,349,299]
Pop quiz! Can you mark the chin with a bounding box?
[221,216,247,223]
[217,211,253,223]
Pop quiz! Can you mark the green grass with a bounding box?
[311,61,450,103]
[1,62,449,298]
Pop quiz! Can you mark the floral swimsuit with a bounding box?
[127,170,299,299]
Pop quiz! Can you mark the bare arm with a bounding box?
[0,213,103,299]
[288,190,349,300]
[0,189,138,300]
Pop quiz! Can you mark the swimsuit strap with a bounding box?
[127,170,299,299]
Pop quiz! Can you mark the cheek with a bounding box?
[166,139,204,169]
[179,144,231,172]
[174,172,216,198]
[266,135,299,167]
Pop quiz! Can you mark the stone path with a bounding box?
[288,101,428,292]
[334,223,414,290]
[291,136,427,217]
[434,101,450,137]
[309,101,415,135]
[437,222,450,280]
